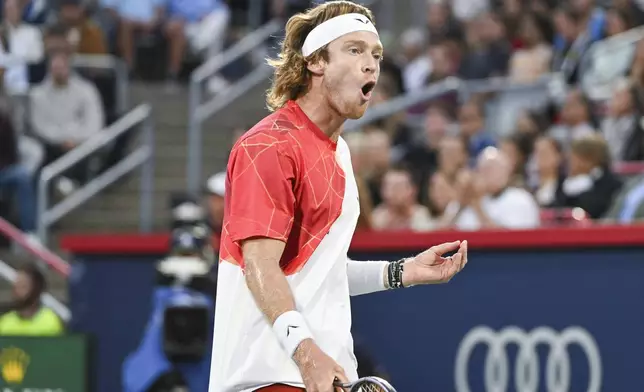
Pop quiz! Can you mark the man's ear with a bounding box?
[306,58,325,76]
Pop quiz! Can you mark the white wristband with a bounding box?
[272,311,314,358]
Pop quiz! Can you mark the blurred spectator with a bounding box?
[161,0,230,91]
[426,42,457,85]
[446,147,540,230]
[604,174,644,222]
[613,0,644,27]
[425,0,463,46]
[108,0,161,72]
[402,105,452,194]
[9,0,51,25]
[398,27,431,93]
[600,78,644,162]
[30,49,104,191]
[630,40,644,91]
[605,6,633,36]
[499,133,533,188]
[451,0,489,23]
[458,98,496,160]
[0,0,44,94]
[458,12,510,80]
[59,0,108,55]
[554,134,622,218]
[204,172,225,235]
[362,129,391,206]
[570,0,606,43]
[509,13,552,83]
[0,103,36,237]
[552,5,592,84]
[533,136,565,206]
[425,135,469,225]
[372,165,433,231]
[0,264,64,336]
[549,89,595,145]
[367,76,412,150]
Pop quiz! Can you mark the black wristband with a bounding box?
[388,259,405,289]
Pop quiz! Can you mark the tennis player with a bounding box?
[209,2,468,391]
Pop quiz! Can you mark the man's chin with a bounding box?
[345,105,369,120]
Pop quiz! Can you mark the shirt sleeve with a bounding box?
[225,133,297,244]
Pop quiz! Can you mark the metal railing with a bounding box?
[345,73,562,133]
[37,104,155,245]
[580,26,644,100]
[187,19,282,193]
[72,54,129,114]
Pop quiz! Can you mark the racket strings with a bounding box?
[354,382,386,392]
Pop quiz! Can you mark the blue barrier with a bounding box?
[62,225,644,392]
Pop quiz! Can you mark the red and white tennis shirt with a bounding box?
[209,101,361,392]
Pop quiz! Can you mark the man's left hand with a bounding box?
[402,240,468,286]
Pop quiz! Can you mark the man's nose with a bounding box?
[362,58,377,74]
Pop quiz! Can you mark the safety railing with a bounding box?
[344,73,562,133]
[72,54,129,114]
[37,104,155,245]
[187,19,282,193]
[580,26,644,100]
[0,217,71,321]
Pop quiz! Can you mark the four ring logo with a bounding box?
[454,326,602,392]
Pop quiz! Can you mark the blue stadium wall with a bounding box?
[62,226,644,392]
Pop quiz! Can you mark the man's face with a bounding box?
[382,170,414,208]
[458,103,483,137]
[320,30,382,119]
[50,53,70,83]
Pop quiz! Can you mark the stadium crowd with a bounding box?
[314,0,644,232]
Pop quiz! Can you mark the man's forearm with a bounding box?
[242,239,313,360]
[242,239,295,323]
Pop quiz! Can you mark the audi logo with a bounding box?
[454,326,602,392]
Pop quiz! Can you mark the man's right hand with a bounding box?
[293,339,348,392]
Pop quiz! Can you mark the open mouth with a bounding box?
[361,81,376,98]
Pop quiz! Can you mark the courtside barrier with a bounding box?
[61,225,644,392]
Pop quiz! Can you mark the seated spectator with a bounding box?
[108,0,161,73]
[204,172,225,235]
[161,0,230,90]
[457,98,496,161]
[554,134,623,219]
[0,0,44,94]
[425,0,463,45]
[10,0,51,25]
[604,174,644,223]
[552,5,592,85]
[29,49,105,191]
[549,89,595,146]
[458,12,511,80]
[372,165,433,232]
[569,0,606,44]
[600,79,644,162]
[532,136,565,207]
[402,105,452,194]
[446,147,541,230]
[59,0,107,55]
[509,13,552,83]
[0,103,36,238]
[398,27,431,94]
[499,133,533,188]
[362,129,391,206]
[0,264,64,336]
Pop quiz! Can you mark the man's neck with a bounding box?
[296,94,345,143]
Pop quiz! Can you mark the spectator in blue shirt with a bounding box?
[458,98,496,163]
[161,0,230,91]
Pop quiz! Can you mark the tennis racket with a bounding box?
[334,376,397,392]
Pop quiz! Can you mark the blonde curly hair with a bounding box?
[266,1,375,111]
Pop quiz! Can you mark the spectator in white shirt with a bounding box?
[447,147,540,230]
[398,27,431,93]
[30,49,104,191]
[0,0,44,94]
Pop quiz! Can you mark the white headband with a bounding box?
[301,13,379,57]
